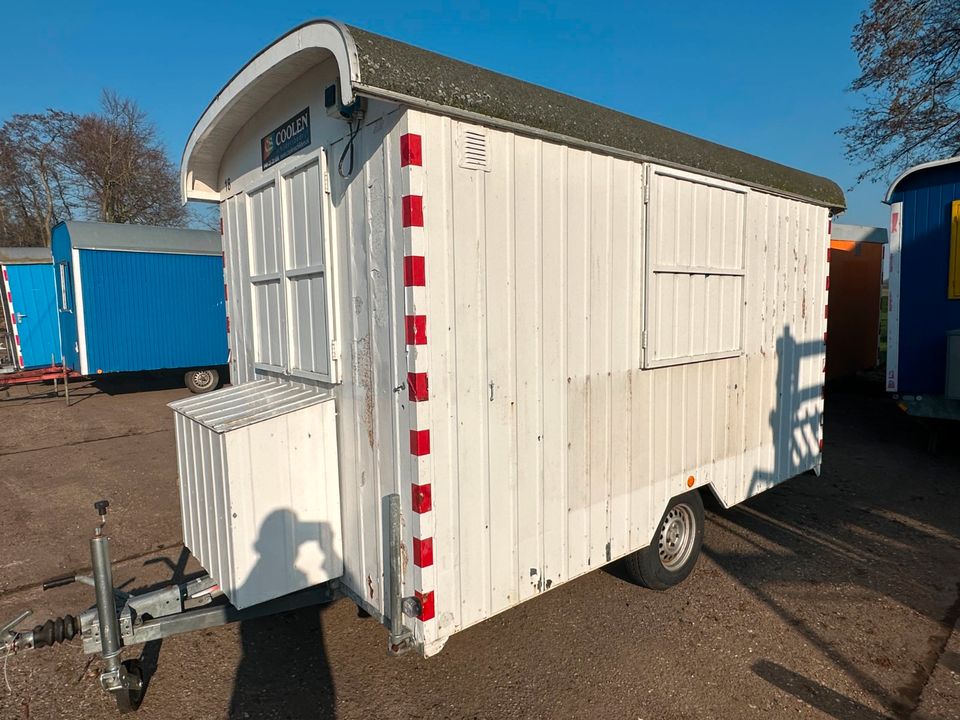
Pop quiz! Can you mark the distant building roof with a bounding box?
[183,20,845,212]
[0,246,52,264]
[831,223,887,244]
[56,221,221,256]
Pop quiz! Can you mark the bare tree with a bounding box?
[0,113,72,247]
[0,91,187,247]
[842,0,960,184]
[60,91,187,226]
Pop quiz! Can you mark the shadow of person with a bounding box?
[229,510,338,720]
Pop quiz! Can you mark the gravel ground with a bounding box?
[0,376,958,720]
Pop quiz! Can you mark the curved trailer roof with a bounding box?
[884,156,960,203]
[182,19,845,212]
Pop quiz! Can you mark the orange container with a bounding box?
[826,225,886,380]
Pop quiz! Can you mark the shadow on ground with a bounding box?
[705,378,960,719]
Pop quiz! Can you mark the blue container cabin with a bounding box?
[51,221,227,390]
[884,157,960,402]
[0,247,62,371]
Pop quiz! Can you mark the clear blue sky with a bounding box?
[1,1,886,227]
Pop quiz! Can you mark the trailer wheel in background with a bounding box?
[184,368,219,394]
[114,659,144,713]
[624,490,704,590]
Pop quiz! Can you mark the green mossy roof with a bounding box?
[348,26,845,211]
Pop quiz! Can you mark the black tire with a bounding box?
[184,368,219,394]
[624,490,704,590]
[115,659,145,714]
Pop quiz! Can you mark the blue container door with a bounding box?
[6,264,61,368]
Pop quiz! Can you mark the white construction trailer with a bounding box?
[174,19,844,657]
[0,22,845,707]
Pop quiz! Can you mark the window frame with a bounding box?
[642,165,748,369]
[57,261,73,313]
[242,146,341,384]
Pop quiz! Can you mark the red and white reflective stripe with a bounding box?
[400,120,435,624]
[0,265,25,368]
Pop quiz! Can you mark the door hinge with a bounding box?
[642,329,648,348]
[330,339,339,360]
[323,170,332,193]
[643,181,651,205]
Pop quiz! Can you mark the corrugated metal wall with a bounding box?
[889,164,960,394]
[415,110,828,642]
[78,249,228,373]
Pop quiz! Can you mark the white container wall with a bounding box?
[411,112,828,650]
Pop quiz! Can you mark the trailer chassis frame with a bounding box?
[1,501,338,713]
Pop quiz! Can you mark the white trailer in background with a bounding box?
[172,19,844,657]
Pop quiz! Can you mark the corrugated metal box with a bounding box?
[885,159,960,395]
[825,224,887,380]
[170,379,342,608]
[50,221,228,376]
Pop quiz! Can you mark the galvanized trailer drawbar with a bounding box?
[2,18,844,711]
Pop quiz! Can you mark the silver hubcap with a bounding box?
[658,503,696,571]
[191,370,213,389]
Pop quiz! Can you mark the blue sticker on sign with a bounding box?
[261,107,311,170]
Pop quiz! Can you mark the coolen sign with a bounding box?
[261,108,311,170]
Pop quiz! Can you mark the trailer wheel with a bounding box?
[115,659,145,714]
[624,490,704,590]
[184,368,219,394]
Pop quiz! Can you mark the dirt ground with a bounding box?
[0,375,958,720]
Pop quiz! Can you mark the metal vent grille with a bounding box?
[458,125,489,171]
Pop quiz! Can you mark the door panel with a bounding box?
[8,264,61,368]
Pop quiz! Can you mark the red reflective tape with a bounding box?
[400,133,423,167]
[226,316,231,334]
[219,218,223,236]
[405,315,427,345]
[415,590,435,621]
[224,283,228,301]
[825,275,830,291]
[14,335,19,346]
[402,195,424,227]
[412,483,432,513]
[824,305,829,319]
[819,438,824,451]
[410,429,431,456]
[404,256,425,287]
[827,247,832,263]
[408,372,429,401]
[2,268,7,281]
[6,291,11,303]
[823,331,828,346]
[413,537,434,567]
[10,313,16,326]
